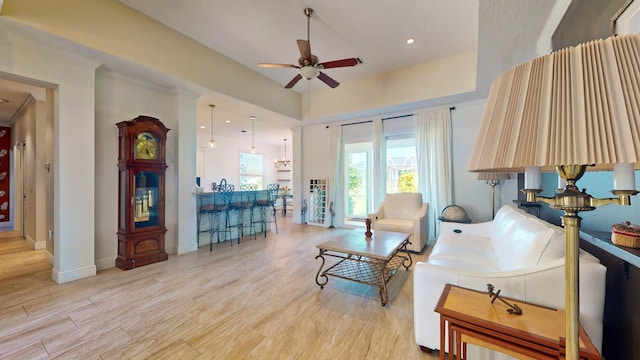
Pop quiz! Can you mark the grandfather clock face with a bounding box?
[134,132,158,160]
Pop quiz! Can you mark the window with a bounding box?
[239,152,263,189]
[385,136,417,193]
[340,117,416,225]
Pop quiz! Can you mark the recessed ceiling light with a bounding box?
[200,125,206,129]
[406,38,415,45]
[225,120,231,124]
[0,98,9,104]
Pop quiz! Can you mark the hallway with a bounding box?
[0,232,51,285]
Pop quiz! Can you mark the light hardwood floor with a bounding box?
[0,217,440,359]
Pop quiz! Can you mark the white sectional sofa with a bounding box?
[414,205,607,357]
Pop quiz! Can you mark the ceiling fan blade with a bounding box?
[258,63,299,68]
[317,71,339,88]
[284,74,303,89]
[319,58,361,69]
[297,39,312,64]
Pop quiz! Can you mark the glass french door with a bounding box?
[344,142,373,224]
[385,136,417,193]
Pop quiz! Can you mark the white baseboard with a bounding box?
[176,241,198,255]
[95,257,116,271]
[26,235,47,250]
[52,264,96,284]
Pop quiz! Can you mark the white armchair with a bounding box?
[368,193,429,252]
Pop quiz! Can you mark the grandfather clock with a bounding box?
[116,116,169,270]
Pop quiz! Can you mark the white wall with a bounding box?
[296,100,515,231]
[0,22,100,283]
[450,100,517,223]
[196,131,290,191]
[298,124,331,225]
[302,51,477,122]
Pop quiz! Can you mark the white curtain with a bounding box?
[372,117,385,208]
[416,109,452,241]
[325,125,344,228]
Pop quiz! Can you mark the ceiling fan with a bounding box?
[258,8,362,89]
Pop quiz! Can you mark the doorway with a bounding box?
[344,141,373,225]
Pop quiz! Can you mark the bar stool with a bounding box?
[231,184,257,244]
[254,183,279,236]
[241,185,258,243]
[208,184,234,251]
[197,192,215,247]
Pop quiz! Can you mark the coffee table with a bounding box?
[314,230,412,306]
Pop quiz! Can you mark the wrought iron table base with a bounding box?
[315,239,412,306]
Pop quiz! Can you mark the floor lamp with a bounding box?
[468,34,640,359]
[477,173,510,219]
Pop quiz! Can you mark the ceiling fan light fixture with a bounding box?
[300,65,319,80]
[257,7,360,89]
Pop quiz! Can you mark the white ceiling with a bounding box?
[0,1,557,146]
[120,0,478,145]
[120,0,478,93]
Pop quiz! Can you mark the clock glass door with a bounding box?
[133,170,159,228]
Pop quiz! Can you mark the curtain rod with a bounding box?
[340,120,372,127]
[383,106,455,121]
[332,106,456,128]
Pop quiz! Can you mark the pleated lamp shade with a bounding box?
[468,33,640,173]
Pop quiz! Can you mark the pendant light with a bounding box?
[274,138,292,168]
[250,116,256,153]
[208,104,216,148]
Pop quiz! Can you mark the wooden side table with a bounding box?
[434,284,600,360]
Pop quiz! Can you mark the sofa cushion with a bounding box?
[435,232,494,252]
[426,256,501,273]
[428,239,499,270]
[381,192,422,219]
[374,218,413,233]
[490,206,555,270]
[490,205,524,253]
[537,226,566,264]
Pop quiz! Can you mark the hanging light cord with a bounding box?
[251,116,256,153]
[209,104,216,148]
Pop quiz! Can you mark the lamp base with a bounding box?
[530,164,636,360]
